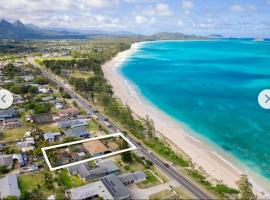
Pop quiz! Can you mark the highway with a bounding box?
[28,58,213,200]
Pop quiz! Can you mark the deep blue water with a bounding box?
[121,39,270,182]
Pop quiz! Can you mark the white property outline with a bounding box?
[42,132,137,171]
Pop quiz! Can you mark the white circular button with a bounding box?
[258,89,270,109]
[0,89,13,109]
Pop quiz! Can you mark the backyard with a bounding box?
[2,127,31,142]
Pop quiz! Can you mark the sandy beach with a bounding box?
[101,42,269,196]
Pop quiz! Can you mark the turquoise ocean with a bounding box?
[120,39,270,188]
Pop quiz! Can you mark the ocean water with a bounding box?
[120,39,270,184]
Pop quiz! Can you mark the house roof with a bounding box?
[0,174,21,198]
[101,174,132,199]
[66,127,90,138]
[98,160,120,173]
[0,154,13,167]
[68,181,113,200]
[68,163,91,178]
[119,171,147,185]
[58,119,88,129]
[43,132,61,141]
[59,108,80,115]
[0,107,18,119]
[83,140,109,155]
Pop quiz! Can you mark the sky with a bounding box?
[0,0,270,37]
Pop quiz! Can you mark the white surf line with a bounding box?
[42,132,137,171]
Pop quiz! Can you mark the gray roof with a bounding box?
[0,174,21,198]
[101,174,132,200]
[119,171,147,185]
[0,107,18,119]
[66,127,90,138]
[43,132,61,141]
[98,160,120,173]
[58,119,88,129]
[68,163,91,179]
[68,181,113,200]
[0,154,13,167]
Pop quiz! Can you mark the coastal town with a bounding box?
[0,16,264,200]
[0,56,197,199]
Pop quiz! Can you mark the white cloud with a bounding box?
[135,15,156,24]
[80,0,119,9]
[181,0,194,10]
[124,0,159,3]
[230,4,256,13]
[155,3,172,16]
[177,19,184,26]
[140,3,172,17]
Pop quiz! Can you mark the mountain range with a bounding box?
[0,19,206,40]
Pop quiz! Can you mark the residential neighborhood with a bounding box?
[0,60,193,200]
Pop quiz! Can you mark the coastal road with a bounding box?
[27,57,213,200]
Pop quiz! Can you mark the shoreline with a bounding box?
[101,41,270,197]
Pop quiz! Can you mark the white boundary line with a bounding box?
[41,132,137,171]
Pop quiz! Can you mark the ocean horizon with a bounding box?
[119,39,270,191]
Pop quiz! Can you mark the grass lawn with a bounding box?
[70,70,94,79]
[59,169,84,189]
[149,189,175,200]
[137,170,162,189]
[18,171,54,197]
[2,127,31,142]
[39,123,60,133]
[87,120,99,133]
[115,156,145,173]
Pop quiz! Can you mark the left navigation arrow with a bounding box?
[0,90,13,109]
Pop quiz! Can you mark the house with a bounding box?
[83,140,110,156]
[32,113,53,124]
[38,88,48,94]
[17,141,35,153]
[43,132,61,143]
[0,107,18,120]
[66,127,90,138]
[1,117,21,129]
[0,174,21,198]
[100,174,132,200]
[68,160,120,181]
[0,154,13,168]
[41,96,54,102]
[0,144,4,151]
[55,103,63,109]
[13,95,25,105]
[59,108,80,119]
[58,119,88,129]
[119,171,147,185]
[66,180,114,200]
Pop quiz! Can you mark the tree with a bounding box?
[237,174,257,200]
[144,115,155,138]
[44,171,53,189]
[0,165,10,174]
[120,140,133,163]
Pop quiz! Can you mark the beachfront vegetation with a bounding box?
[237,175,257,200]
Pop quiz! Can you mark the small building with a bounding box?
[58,119,88,129]
[0,107,18,120]
[83,140,110,156]
[41,96,54,102]
[119,171,147,185]
[59,108,80,119]
[0,174,21,199]
[43,132,61,143]
[66,127,90,138]
[1,117,21,129]
[17,141,35,153]
[0,154,13,168]
[32,113,53,124]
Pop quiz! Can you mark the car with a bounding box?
[137,141,141,145]
[163,163,170,168]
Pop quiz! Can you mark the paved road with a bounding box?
[28,58,213,200]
